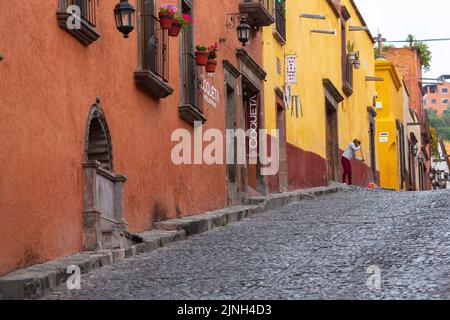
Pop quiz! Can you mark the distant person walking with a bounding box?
[342,139,364,185]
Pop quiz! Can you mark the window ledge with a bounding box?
[134,70,174,99]
[56,11,100,46]
[179,104,207,126]
[342,81,353,97]
[272,29,286,45]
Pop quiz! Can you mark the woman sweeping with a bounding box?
[342,139,364,185]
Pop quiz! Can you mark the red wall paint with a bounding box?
[0,0,264,276]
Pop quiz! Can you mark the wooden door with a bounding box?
[325,103,337,182]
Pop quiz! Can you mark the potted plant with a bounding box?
[195,45,208,66]
[159,3,177,30]
[205,43,219,73]
[347,41,356,62]
[353,51,361,69]
[169,13,191,37]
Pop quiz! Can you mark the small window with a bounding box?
[442,88,449,94]
[57,0,100,45]
[432,99,437,104]
[443,98,449,105]
[430,86,437,93]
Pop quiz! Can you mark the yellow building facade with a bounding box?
[375,60,406,191]
[262,0,378,192]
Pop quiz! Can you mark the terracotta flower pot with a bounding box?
[168,21,182,37]
[205,59,217,73]
[195,51,208,66]
[159,12,175,30]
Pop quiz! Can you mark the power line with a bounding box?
[384,38,450,43]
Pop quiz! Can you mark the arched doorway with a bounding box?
[82,98,129,251]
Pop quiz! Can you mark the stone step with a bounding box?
[0,183,347,300]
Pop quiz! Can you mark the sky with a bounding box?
[355,0,450,79]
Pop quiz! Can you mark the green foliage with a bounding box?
[195,45,207,52]
[374,44,396,59]
[404,34,432,72]
[430,128,439,158]
[428,107,450,141]
[347,41,355,53]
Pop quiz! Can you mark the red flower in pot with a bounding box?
[205,43,219,73]
[195,45,208,66]
[169,13,192,37]
[159,3,177,30]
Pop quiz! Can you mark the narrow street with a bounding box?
[43,188,450,300]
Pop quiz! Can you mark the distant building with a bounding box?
[423,75,450,116]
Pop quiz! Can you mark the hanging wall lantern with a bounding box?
[114,0,136,38]
[236,16,250,46]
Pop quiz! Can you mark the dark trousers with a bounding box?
[341,156,352,185]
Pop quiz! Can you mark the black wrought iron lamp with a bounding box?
[114,0,136,38]
[226,14,251,46]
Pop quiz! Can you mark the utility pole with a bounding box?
[376,33,386,58]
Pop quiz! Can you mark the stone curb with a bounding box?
[0,229,185,300]
[0,184,345,300]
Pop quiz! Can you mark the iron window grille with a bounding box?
[141,2,169,82]
[275,0,286,41]
[60,0,97,28]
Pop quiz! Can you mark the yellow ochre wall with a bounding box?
[375,60,405,191]
[262,0,377,189]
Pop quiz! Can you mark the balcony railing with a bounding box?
[60,0,96,28]
[239,0,275,27]
[142,15,169,82]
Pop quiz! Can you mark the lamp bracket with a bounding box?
[226,13,248,29]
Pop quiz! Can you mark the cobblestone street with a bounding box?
[43,188,450,300]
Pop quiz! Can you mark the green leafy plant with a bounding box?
[195,45,207,52]
[404,34,432,72]
[347,41,355,53]
[159,3,177,14]
[207,43,219,59]
[174,13,192,29]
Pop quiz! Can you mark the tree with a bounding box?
[404,34,432,72]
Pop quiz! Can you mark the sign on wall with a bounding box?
[199,74,220,108]
[379,132,389,143]
[286,55,297,85]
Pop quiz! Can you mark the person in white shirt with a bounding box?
[341,139,364,185]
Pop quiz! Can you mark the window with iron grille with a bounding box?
[62,0,96,27]
[141,0,169,82]
[274,0,286,41]
[180,0,197,108]
[134,0,173,99]
[178,0,207,126]
[57,0,100,45]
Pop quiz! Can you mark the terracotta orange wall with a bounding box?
[424,82,450,116]
[384,48,424,118]
[0,0,260,276]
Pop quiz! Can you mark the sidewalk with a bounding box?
[0,183,349,300]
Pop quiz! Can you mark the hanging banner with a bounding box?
[286,55,297,85]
